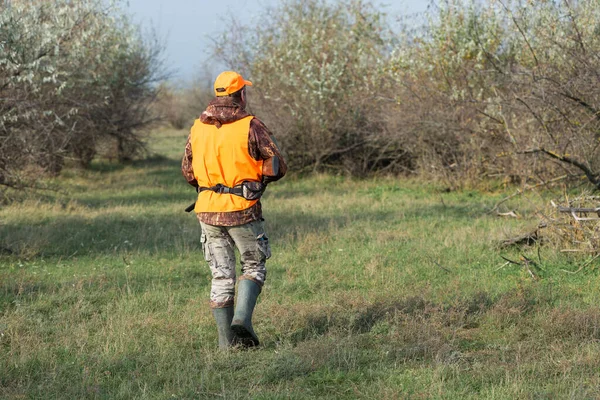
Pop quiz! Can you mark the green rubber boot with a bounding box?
[212,307,234,349]
[231,280,261,347]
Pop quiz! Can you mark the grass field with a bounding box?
[2,129,600,399]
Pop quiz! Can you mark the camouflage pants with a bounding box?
[200,219,271,309]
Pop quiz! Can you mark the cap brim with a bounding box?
[244,80,253,86]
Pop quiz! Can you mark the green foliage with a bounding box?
[154,80,213,130]
[389,0,600,187]
[212,0,600,188]
[216,0,411,175]
[0,0,162,190]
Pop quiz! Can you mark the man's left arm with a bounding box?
[248,118,287,184]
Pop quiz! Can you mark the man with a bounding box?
[182,71,287,349]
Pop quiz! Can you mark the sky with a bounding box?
[125,0,429,84]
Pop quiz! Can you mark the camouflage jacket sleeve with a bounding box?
[248,118,287,184]
[181,133,198,188]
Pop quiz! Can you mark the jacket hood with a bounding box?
[200,97,251,128]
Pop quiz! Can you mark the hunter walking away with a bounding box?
[182,71,287,348]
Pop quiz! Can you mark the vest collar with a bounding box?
[200,97,251,128]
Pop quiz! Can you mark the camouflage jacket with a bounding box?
[181,96,287,226]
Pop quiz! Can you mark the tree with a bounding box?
[214,0,412,175]
[0,0,163,190]
[389,0,600,188]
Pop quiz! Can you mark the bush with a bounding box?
[214,0,600,188]
[215,0,414,176]
[0,0,163,189]
[389,0,600,188]
[154,81,213,130]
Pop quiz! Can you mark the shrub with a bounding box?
[214,0,413,175]
[154,81,213,130]
[389,0,600,188]
[213,0,600,188]
[0,0,163,189]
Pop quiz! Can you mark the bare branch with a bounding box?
[521,148,600,189]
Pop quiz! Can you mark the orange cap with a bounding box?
[214,71,252,97]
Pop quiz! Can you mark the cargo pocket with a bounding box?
[201,232,211,262]
[257,233,271,260]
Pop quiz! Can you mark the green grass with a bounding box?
[2,128,600,399]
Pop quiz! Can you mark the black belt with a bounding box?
[185,181,265,213]
[198,183,244,196]
[184,184,245,213]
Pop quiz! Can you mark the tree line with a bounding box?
[2,0,599,194]
[214,0,600,189]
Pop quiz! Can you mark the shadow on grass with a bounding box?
[0,277,50,312]
[265,201,487,243]
[78,191,193,209]
[88,154,175,173]
[87,161,126,173]
[266,184,343,200]
[403,202,488,220]
[69,158,193,209]
[286,296,441,344]
[0,259,211,313]
[2,153,490,260]
[1,198,488,260]
[283,290,522,346]
[0,212,200,258]
[1,209,383,258]
[266,207,394,240]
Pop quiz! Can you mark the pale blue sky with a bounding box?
[126,0,429,83]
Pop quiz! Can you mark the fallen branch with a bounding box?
[500,255,520,265]
[499,255,539,279]
[496,211,518,218]
[522,261,537,280]
[560,249,599,253]
[558,206,600,221]
[500,224,547,247]
[558,207,600,213]
[427,256,451,273]
[495,261,511,271]
[432,259,451,273]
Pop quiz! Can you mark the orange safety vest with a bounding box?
[190,115,263,213]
